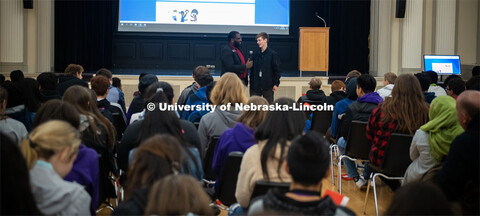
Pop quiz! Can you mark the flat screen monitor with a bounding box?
[424,55,461,75]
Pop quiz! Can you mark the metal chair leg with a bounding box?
[330,145,335,186]
[363,172,374,214]
[338,156,343,194]
[373,173,379,216]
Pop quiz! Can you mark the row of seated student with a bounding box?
[1,64,479,215]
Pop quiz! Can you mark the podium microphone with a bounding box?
[315,12,327,27]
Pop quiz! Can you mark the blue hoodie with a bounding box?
[212,123,256,177]
[182,86,211,122]
[329,77,358,137]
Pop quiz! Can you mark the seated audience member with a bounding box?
[129,81,179,124]
[10,70,24,82]
[114,135,184,215]
[212,96,269,177]
[181,71,214,122]
[368,74,429,190]
[145,175,214,215]
[446,78,465,100]
[177,66,211,115]
[426,70,447,96]
[91,75,126,141]
[112,77,122,91]
[124,81,201,156]
[436,90,480,215]
[32,99,100,214]
[0,133,42,215]
[297,77,326,105]
[466,75,480,91]
[57,64,88,96]
[385,182,453,215]
[345,70,361,83]
[63,86,117,204]
[96,68,126,113]
[326,80,347,106]
[472,65,479,76]
[20,78,43,112]
[442,74,461,89]
[249,131,355,215]
[235,97,305,208]
[119,88,203,180]
[20,120,91,215]
[37,72,61,102]
[415,72,436,104]
[338,74,383,188]
[376,72,397,99]
[403,96,463,184]
[328,77,358,140]
[132,73,147,97]
[198,72,247,157]
[126,74,158,123]
[0,86,27,144]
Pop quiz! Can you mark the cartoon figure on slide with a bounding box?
[171,9,178,21]
[179,10,190,22]
[191,9,198,22]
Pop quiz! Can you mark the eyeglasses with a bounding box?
[445,86,450,91]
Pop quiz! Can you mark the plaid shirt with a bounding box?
[367,106,398,166]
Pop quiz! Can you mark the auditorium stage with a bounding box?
[105,70,383,108]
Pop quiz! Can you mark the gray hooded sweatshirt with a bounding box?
[198,108,242,158]
[30,163,91,216]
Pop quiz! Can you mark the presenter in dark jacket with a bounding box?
[250,32,281,104]
[220,31,253,85]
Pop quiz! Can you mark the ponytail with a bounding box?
[20,120,81,169]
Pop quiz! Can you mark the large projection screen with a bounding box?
[118,0,290,35]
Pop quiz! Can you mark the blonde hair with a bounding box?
[237,96,269,128]
[145,174,214,216]
[384,72,397,84]
[210,72,247,106]
[20,120,81,169]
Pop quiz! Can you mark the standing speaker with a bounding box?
[23,0,33,9]
[396,0,406,18]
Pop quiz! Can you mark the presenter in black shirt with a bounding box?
[220,31,253,85]
[250,32,281,104]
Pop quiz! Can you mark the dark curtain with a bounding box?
[54,0,114,72]
[291,0,371,75]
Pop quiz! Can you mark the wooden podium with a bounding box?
[299,27,330,75]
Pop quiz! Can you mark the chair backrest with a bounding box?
[311,110,333,134]
[250,181,290,203]
[203,135,220,180]
[345,120,370,160]
[215,151,243,206]
[381,133,413,177]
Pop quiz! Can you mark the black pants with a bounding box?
[250,88,274,104]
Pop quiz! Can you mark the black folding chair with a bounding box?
[311,110,334,135]
[249,181,290,204]
[203,135,220,185]
[215,151,243,207]
[363,133,413,216]
[338,120,370,194]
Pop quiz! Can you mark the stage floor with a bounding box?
[104,68,332,78]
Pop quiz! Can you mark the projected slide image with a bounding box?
[119,0,290,34]
[432,63,453,74]
[157,1,255,25]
